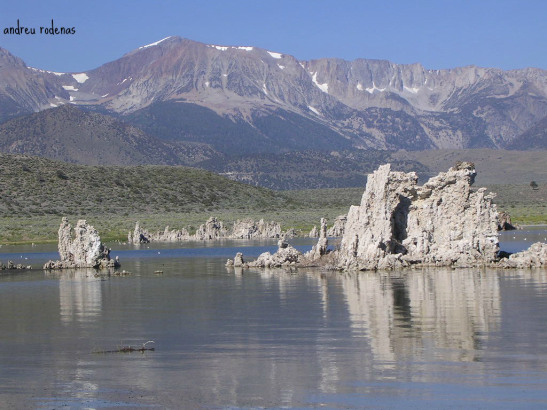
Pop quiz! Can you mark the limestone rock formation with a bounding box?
[43,218,120,269]
[327,215,347,237]
[337,163,499,270]
[309,226,319,238]
[233,252,245,267]
[128,221,150,244]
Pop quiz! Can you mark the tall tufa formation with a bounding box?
[337,162,499,270]
[44,218,120,269]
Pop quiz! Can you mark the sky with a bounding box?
[1,0,546,73]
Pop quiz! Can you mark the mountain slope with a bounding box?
[126,101,354,154]
[196,150,429,189]
[505,115,547,150]
[0,105,217,165]
[0,48,69,122]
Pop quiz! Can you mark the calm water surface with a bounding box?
[1,231,547,409]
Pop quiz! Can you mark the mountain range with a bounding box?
[0,36,546,187]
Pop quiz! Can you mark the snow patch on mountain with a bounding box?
[308,106,320,115]
[72,73,89,84]
[268,51,282,59]
[365,82,385,94]
[403,85,420,94]
[62,85,78,91]
[139,37,172,49]
[32,68,65,76]
[311,72,329,93]
[208,45,253,52]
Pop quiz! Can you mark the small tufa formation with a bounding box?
[226,252,245,267]
[227,238,303,268]
[1,260,31,271]
[194,217,228,240]
[498,242,547,268]
[128,221,151,244]
[306,218,329,261]
[498,211,518,231]
[129,217,285,244]
[327,215,347,237]
[128,221,190,244]
[43,218,120,270]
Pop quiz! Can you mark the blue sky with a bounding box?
[1,0,546,73]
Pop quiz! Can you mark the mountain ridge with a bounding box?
[1,36,546,151]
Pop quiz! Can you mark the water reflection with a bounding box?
[338,269,500,363]
[501,268,547,287]
[47,269,103,324]
[5,254,546,408]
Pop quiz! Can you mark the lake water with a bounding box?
[1,230,547,409]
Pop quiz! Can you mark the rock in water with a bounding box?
[44,218,120,269]
[337,163,499,270]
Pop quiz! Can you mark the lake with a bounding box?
[1,230,547,409]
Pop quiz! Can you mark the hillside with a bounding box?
[506,116,547,150]
[390,149,547,185]
[0,153,295,217]
[197,150,429,189]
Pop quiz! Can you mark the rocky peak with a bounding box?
[0,47,27,70]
